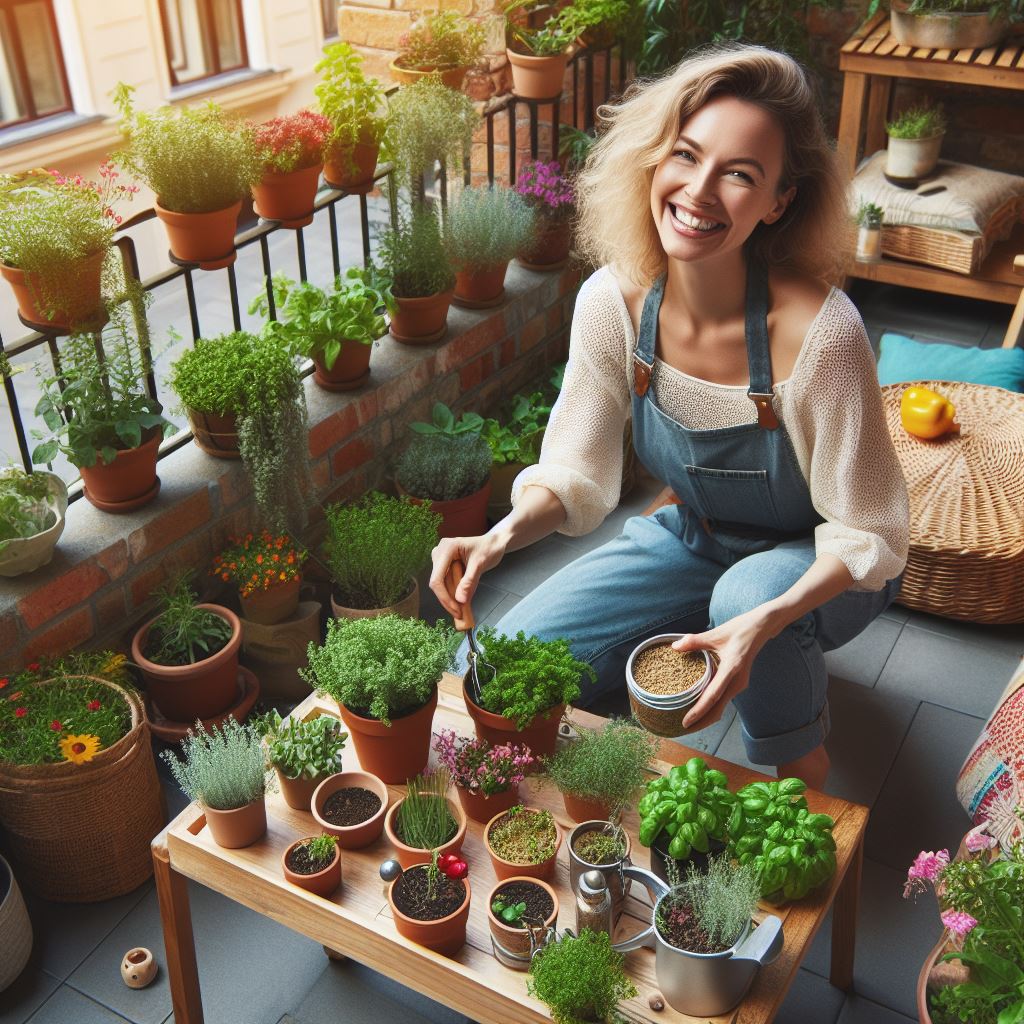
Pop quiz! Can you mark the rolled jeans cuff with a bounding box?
[739,700,831,766]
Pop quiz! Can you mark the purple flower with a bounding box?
[903,849,950,899]
[940,910,978,937]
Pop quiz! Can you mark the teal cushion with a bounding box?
[877,332,1024,392]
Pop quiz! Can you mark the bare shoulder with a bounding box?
[767,270,834,370]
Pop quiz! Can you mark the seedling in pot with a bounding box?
[492,896,528,925]
[287,834,338,875]
[396,768,458,849]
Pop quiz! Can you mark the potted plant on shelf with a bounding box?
[322,490,440,619]
[485,804,562,881]
[432,728,535,823]
[885,105,947,187]
[561,0,635,48]
[131,573,241,723]
[515,160,575,269]
[868,0,1018,50]
[258,708,347,811]
[387,849,471,956]
[300,613,457,783]
[214,532,307,626]
[391,11,487,90]
[854,199,884,263]
[281,833,341,897]
[384,767,468,869]
[315,42,388,193]
[312,768,390,848]
[487,876,559,970]
[161,717,268,849]
[444,184,537,308]
[482,389,551,520]
[252,109,332,228]
[0,466,68,577]
[504,0,576,99]
[113,84,261,270]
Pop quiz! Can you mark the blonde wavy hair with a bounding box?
[576,44,852,286]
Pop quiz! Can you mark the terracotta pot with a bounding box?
[389,866,470,956]
[562,791,613,824]
[388,60,469,91]
[389,289,454,345]
[275,767,328,812]
[330,577,420,621]
[506,49,569,100]
[917,932,950,1023]
[464,676,565,760]
[487,875,559,960]
[311,770,390,849]
[456,783,521,824]
[485,805,562,882]
[0,471,67,578]
[0,249,106,331]
[132,604,241,722]
[323,139,379,195]
[240,577,301,626]
[337,687,438,784]
[890,0,1008,48]
[385,794,468,870]
[454,264,508,307]
[154,199,241,270]
[282,837,342,897]
[78,429,161,513]
[252,163,323,229]
[202,797,266,849]
[187,408,240,459]
[401,481,491,540]
[518,218,572,269]
[312,339,372,392]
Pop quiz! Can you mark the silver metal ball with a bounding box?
[379,858,402,883]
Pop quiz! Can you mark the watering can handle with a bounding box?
[611,866,671,953]
[444,559,475,632]
[732,914,784,967]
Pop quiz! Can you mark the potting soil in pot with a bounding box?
[633,644,706,695]
[321,787,382,827]
[572,828,627,865]
[286,845,335,876]
[493,880,554,922]
[393,866,466,920]
[658,898,732,955]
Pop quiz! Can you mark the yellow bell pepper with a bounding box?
[900,386,960,440]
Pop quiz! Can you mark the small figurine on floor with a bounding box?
[120,947,157,989]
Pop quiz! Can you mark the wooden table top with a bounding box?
[163,675,869,1024]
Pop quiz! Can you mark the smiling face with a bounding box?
[650,94,796,267]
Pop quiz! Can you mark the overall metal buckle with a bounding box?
[747,390,779,430]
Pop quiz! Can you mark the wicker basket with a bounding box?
[0,853,31,992]
[0,677,166,902]
[882,381,1024,624]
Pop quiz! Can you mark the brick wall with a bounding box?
[0,263,581,669]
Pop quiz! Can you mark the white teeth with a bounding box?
[670,205,721,232]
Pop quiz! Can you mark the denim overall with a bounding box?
[491,263,902,766]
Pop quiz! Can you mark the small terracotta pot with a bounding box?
[1,249,106,331]
[487,876,559,959]
[506,49,569,99]
[312,340,372,392]
[337,687,438,784]
[464,676,565,760]
[323,139,379,195]
[385,795,468,870]
[518,218,572,269]
[202,797,266,849]
[389,289,454,345]
[389,866,470,956]
[917,932,951,1023]
[401,481,491,540]
[79,429,161,513]
[154,199,241,270]
[187,408,240,459]
[240,577,301,626]
[330,577,419,621]
[454,264,508,307]
[562,791,613,824]
[132,604,241,722]
[282,837,342,897]
[252,162,323,229]
[389,60,469,91]
[311,770,390,849]
[485,805,562,882]
[275,767,329,812]
[456,783,521,825]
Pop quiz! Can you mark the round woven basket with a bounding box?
[0,852,31,992]
[0,677,166,902]
[882,381,1024,624]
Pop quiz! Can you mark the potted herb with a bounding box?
[387,849,471,956]
[131,574,241,723]
[626,633,713,737]
[868,0,1018,50]
[561,0,634,48]
[384,767,468,869]
[252,109,332,229]
[466,627,592,758]
[169,328,309,534]
[482,390,550,519]
[545,719,657,823]
[258,708,347,811]
[31,319,174,513]
[444,185,536,308]
[322,491,440,619]
[315,42,387,193]
[487,876,559,969]
[527,928,638,1024]
[281,833,341,897]
[213,532,307,626]
[566,821,632,917]
[113,84,261,270]
[161,718,268,849]
[300,613,456,783]
[504,0,576,100]
[391,11,487,89]
[432,728,535,823]
[885,105,947,187]
[485,804,562,881]
[855,199,884,263]
[0,467,67,577]
[311,768,390,848]
[514,160,575,269]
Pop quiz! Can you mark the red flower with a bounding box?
[88,700,102,711]
[26,662,40,672]
[50,720,62,731]
[0,677,7,689]
[14,707,26,718]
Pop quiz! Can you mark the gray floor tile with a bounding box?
[26,985,132,1024]
[0,969,61,1024]
[836,993,916,1024]
[480,591,522,627]
[866,702,983,872]
[710,714,769,776]
[482,533,581,598]
[824,616,903,688]
[879,604,910,625]
[775,968,845,1024]
[901,609,1024,662]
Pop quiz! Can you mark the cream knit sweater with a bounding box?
[512,266,910,592]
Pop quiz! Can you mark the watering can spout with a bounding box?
[733,915,784,967]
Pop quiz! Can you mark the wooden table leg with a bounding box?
[830,834,863,990]
[864,76,893,156]
[153,836,204,1024]
[837,71,869,176]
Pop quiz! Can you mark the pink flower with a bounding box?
[903,849,950,899]
[941,910,977,937]
[965,830,997,853]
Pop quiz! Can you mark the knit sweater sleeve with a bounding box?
[781,291,910,591]
[511,267,631,536]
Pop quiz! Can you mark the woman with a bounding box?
[430,44,909,790]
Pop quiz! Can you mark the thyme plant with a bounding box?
[886,105,947,139]
[395,11,486,69]
[396,433,493,502]
[378,206,455,298]
[444,186,536,271]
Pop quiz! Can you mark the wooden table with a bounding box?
[152,675,869,1024]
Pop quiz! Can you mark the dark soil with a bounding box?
[656,897,729,954]
[286,844,335,876]
[321,787,382,827]
[392,865,466,921]
[492,880,554,927]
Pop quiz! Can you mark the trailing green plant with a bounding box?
[322,491,440,609]
[395,11,487,69]
[410,401,485,438]
[475,627,593,729]
[855,200,884,228]
[886,105,947,139]
[0,468,58,552]
[300,613,457,725]
[143,573,234,667]
[112,83,261,214]
[527,928,637,1024]
[482,391,551,466]
[396,433,493,502]
[161,717,267,811]
[257,709,348,781]
[488,805,558,864]
[396,767,458,849]
[301,833,338,867]
[558,126,597,177]
[379,206,456,298]
[443,186,536,271]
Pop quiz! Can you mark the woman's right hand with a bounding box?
[429,532,509,619]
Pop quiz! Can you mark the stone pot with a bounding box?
[0,471,67,578]
[330,577,420,622]
[239,577,301,626]
[486,875,559,968]
[0,249,106,331]
[252,162,323,229]
[388,865,470,956]
[389,289,454,345]
[464,675,565,759]
[384,795,467,870]
[202,797,267,849]
[311,770,390,849]
[281,837,342,897]
[154,199,241,271]
[485,806,562,882]
[885,133,944,186]
[79,429,161,513]
[890,0,1009,49]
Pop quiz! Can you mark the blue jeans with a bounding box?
[486,505,901,766]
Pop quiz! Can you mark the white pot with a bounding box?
[0,470,68,577]
[0,853,32,992]
[885,133,944,184]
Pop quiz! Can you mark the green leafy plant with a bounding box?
[396,433,493,502]
[143,574,233,667]
[492,896,529,925]
[302,833,338,868]
[379,206,456,298]
[113,83,261,214]
[855,200,884,228]
[504,0,577,56]
[558,125,597,177]
[161,717,266,811]
[886,105,947,139]
[488,805,558,864]
[322,491,440,609]
[396,767,458,849]
[0,468,58,552]
[475,627,592,729]
[443,186,536,271]
[395,11,487,69]
[527,928,637,1024]
[410,401,485,439]
[481,390,550,467]
[300,614,457,725]
[257,709,348,781]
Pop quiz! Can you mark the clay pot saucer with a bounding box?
[83,476,161,514]
[146,666,260,742]
[389,322,448,345]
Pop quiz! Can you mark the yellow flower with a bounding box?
[100,652,128,682]
[58,733,101,765]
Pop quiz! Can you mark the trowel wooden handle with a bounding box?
[445,559,475,632]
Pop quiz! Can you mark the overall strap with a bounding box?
[744,257,779,430]
[632,274,665,397]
